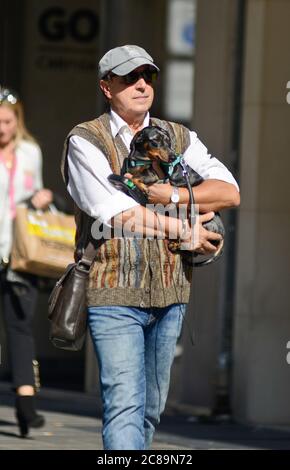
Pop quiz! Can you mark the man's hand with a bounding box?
[31,189,53,210]
[124,173,173,205]
[146,181,173,205]
[181,212,222,254]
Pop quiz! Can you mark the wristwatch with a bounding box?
[170,186,180,204]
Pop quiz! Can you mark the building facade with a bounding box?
[1,0,290,424]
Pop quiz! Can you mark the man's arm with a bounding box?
[124,129,240,211]
[67,135,140,224]
[182,179,240,212]
[110,205,222,254]
[67,134,224,254]
[181,130,240,211]
[66,136,221,254]
[145,179,240,212]
[143,131,240,213]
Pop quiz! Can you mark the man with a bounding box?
[62,45,240,450]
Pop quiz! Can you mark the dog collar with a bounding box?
[161,154,183,176]
[129,159,153,167]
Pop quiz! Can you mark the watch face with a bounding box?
[171,188,179,203]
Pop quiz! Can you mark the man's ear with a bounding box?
[100,79,112,99]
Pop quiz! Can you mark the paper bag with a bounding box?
[10,206,76,278]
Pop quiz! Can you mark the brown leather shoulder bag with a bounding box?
[48,241,96,351]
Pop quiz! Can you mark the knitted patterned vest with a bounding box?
[61,112,193,307]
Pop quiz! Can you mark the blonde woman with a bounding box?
[0,86,52,437]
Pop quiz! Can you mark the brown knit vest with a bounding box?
[61,113,193,307]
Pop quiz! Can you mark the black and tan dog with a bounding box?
[108,126,225,266]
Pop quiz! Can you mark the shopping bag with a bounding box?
[10,205,76,278]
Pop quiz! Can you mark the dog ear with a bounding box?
[130,131,142,152]
[153,126,172,149]
[129,126,172,153]
[130,129,146,152]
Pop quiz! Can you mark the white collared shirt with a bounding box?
[67,110,239,226]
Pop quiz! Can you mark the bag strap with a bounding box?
[79,240,97,268]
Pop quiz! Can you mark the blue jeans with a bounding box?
[88,303,185,450]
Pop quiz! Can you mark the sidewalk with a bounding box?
[1,383,290,450]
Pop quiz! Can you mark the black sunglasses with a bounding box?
[109,68,158,85]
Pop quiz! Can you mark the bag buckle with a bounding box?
[77,259,91,272]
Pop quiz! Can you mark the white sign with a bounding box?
[164,60,194,121]
[167,0,196,56]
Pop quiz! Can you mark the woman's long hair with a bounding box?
[1,100,38,146]
[0,86,38,146]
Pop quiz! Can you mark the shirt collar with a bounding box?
[109,109,150,138]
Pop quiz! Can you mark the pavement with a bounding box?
[1,382,290,450]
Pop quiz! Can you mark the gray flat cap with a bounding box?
[98,45,159,79]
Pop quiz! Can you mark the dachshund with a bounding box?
[108,126,225,266]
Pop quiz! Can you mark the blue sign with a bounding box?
[182,23,195,49]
